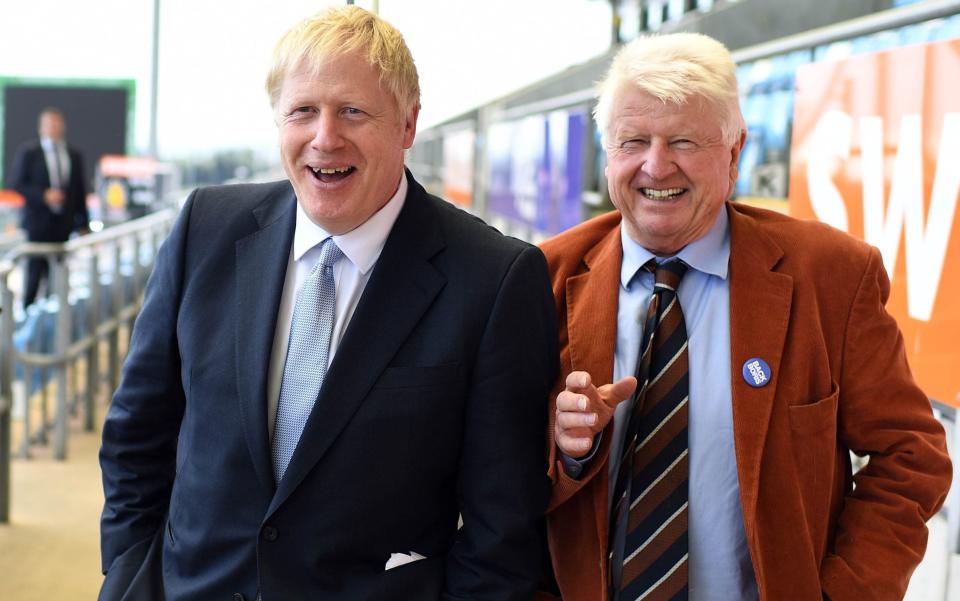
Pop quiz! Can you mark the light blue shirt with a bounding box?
[613,209,758,601]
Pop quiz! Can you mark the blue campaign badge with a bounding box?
[742,358,772,388]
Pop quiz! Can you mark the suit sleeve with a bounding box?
[71,150,89,230]
[443,245,559,601]
[821,247,952,601]
[99,192,195,574]
[10,147,46,211]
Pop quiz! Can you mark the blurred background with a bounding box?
[0,0,611,214]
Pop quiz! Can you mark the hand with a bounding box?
[43,188,64,207]
[555,371,637,458]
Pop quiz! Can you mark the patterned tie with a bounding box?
[50,144,64,189]
[272,237,343,482]
[610,259,690,601]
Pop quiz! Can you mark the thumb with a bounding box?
[597,376,637,410]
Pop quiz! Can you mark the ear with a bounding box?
[401,103,420,150]
[728,128,747,183]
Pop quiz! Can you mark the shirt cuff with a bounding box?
[559,432,602,479]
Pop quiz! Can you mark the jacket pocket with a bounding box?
[788,382,840,558]
[788,383,839,434]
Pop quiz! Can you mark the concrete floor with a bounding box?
[0,414,104,599]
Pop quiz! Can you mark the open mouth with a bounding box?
[641,187,686,200]
[310,166,356,184]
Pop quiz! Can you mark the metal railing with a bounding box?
[0,209,176,522]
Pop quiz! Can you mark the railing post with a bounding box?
[18,299,33,459]
[37,304,49,445]
[109,243,123,393]
[52,253,71,460]
[133,231,146,299]
[85,251,100,431]
[0,271,14,523]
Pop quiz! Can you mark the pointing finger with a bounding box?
[596,376,638,410]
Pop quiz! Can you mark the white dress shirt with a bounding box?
[266,174,408,439]
[611,209,758,600]
[41,137,70,189]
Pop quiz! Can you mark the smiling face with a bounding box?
[605,87,744,255]
[276,51,418,234]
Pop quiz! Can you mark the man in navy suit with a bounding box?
[99,6,557,601]
[10,107,89,306]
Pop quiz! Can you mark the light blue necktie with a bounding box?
[272,237,343,482]
[51,144,65,189]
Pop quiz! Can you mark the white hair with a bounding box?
[594,33,745,146]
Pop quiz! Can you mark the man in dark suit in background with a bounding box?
[99,6,557,601]
[11,107,89,306]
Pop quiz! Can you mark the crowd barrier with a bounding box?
[0,209,176,523]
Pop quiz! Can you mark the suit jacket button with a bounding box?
[262,525,279,542]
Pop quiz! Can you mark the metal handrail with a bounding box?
[0,209,176,523]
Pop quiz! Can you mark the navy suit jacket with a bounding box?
[10,141,88,241]
[99,173,558,601]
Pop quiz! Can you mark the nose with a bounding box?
[640,141,677,180]
[310,110,344,152]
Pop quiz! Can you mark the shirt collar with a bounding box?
[41,138,61,151]
[620,205,730,289]
[292,171,408,275]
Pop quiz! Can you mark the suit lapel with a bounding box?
[269,177,446,514]
[563,222,622,554]
[726,203,792,532]
[235,185,297,492]
[34,146,52,189]
[565,224,622,387]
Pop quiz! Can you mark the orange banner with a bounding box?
[789,39,960,406]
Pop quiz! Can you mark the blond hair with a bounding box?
[594,33,744,145]
[265,6,420,115]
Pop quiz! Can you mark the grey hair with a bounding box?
[594,33,745,146]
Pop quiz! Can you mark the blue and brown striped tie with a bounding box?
[610,259,689,601]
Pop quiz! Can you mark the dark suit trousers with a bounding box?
[24,256,49,307]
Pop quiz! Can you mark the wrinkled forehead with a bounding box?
[615,85,736,133]
[612,86,711,117]
[611,91,720,133]
[280,50,396,104]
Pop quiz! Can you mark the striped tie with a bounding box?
[610,259,689,601]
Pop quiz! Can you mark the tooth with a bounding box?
[643,188,683,198]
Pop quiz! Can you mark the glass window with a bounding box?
[667,0,688,21]
[646,0,665,30]
[618,0,641,42]
[735,49,811,201]
[816,14,960,60]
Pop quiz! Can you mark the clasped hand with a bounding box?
[554,371,637,458]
